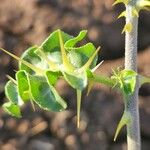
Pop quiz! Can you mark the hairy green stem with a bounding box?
[125,2,141,150]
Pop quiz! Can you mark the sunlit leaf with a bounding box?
[19,46,46,75]
[16,70,30,102]
[28,75,67,111]
[5,80,23,106]
[63,71,87,90]
[45,70,61,85]
[3,102,21,118]
[65,30,98,69]
[41,29,73,52]
[121,70,137,95]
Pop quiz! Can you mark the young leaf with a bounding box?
[45,70,61,85]
[65,30,98,69]
[68,50,83,68]
[65,30,87,48]
[16,70,30,102]
[28,75,67,112]
[3,102,21,118]
[41,29,73,52]
[121,70,137,95]
[5,80,24,106]
[35,48,57,71]
[19,46,47,75]
[111,69,137,95]
[62,71,87,90]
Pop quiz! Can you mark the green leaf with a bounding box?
[19,46,48,75]
[16,70,30,102]
[45,70,61,85]
[35,30,74,72]
[5,80,23,106]
[28,75,67,111]
[41,29,73,52]
[3,102,21,118]
[121,70,137,95]
[111,69,137,95]
[67,50,83,68]
[65,30,87,48]
[86,69,94,78]
[46,51,62,65]
[65,30,98,69]
[63,71,87,90]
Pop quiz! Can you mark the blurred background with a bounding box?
[0,0,150,150]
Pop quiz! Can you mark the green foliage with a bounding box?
[28,74,67,111]
[1,29,149,132]
[5,81,24,106]
[111,69,137,96]
[1,29,98,127]
[3,102,21,118]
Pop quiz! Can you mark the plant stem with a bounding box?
[125,2,141,150]
[89,73,114,87]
